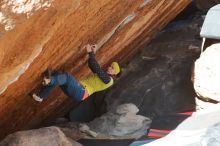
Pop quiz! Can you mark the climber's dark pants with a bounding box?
[38,71,85,101]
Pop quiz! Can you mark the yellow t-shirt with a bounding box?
[80,74,113,95]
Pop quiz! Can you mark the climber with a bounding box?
[31,44,120,102]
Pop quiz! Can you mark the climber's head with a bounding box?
[107,62,120,75]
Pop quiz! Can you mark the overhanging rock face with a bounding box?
[0,0,190,139]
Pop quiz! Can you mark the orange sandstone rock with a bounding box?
[0,0,190,139]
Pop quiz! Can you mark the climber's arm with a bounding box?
[85,44,111,84]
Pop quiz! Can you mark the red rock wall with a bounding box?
[0,0,191,139]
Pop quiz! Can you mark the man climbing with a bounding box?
[31,44,120,102]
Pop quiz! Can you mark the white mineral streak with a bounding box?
[0,47,43,95]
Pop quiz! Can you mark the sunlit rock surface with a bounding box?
[0,0,190,139]
[0,0,54,31]
[201,122,220,146]
[193,43,220,101]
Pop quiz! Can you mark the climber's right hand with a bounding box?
[85,44,97,53]
[91,44,97,53]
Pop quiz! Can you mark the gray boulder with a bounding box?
[88,103,151,139]
[0,126,82,146]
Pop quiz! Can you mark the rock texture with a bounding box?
[0,0,190,139]
[0,126,82,146]
[88,103,151,139]
[201,123,220,146]
[193,43,220,101]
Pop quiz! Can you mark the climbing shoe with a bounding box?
[32,93,43,102]
[42,69,52,86]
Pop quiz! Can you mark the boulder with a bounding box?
[88,103,151,139]
[0,126,82,146]
[193,43,220,102]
